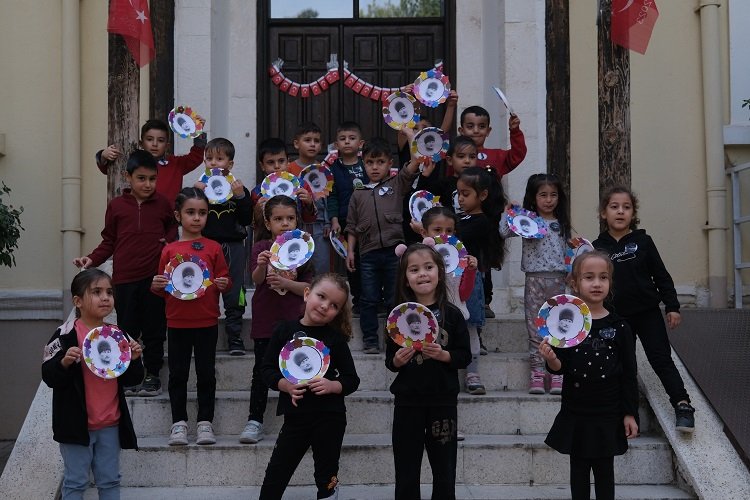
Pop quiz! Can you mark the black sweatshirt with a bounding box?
[203,187,252,242]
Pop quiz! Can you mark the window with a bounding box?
[270,0,443,19]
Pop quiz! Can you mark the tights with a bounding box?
[569,455,615,500]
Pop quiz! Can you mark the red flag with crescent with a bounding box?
[611,0,659,55]
[107,0,155,67]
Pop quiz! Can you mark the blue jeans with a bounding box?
[59,425,121,500]
[359,246,398,347]
[466,271,485,327]
[304,221,330,275]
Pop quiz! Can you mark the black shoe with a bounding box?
[484,304,495,319]
[675,402,695,433]
[228,337,246,356]
[138,374,162,397]
[123,385,139,397]
[477,329,488,355]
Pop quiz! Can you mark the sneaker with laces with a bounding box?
[138,374,162,396]
[239,420,264,444]
[168,421,188,446]
[196,421,216,445]
[529,370,546,395]
[549,374,563,395]
[228,336,246,356]
[123,385,139,397]
[363,344,380,354]
[675,402,695,433]
[465,372,486,395]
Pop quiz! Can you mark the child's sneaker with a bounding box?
[529,370,545,395]
[456,430,465,441]
[675,402,695,433]
[138,374,162,396]
[483,304,495,319]
[239,420,264,444]
[123,385,139,396]
[196,421,216,445]
[549,374,563,395]
[465,372,486,395]
[228,336,246,356]
[168,421,188,446]
[363,345,380,354]
[477,328,488,355]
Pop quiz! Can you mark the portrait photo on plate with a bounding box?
[390,97,415,123]
[173,113,195,136]
[287,345,323,381]
[419,78,445,101]
[305,171,325,192]
[398,311,429,342]
[91,337,121,370]
[515,215,539,237]
[206,175,231,200]
[548,305,585,341]
[270,179,295,197]
[416,130,443,157]
[435,244,459,273]
[279,238,307,267]
[172,261,203,294]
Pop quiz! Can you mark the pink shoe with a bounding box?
[549,374,563,395]
[529,370,545,394]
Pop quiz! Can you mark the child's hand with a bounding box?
[151,274,169,291]
[403,83,415,95]
[401,127,417,143]
[539,337,558,362]
[446,89,458,109]
[509,115,521,130]
[393,346,415,367]
[194,181,207,191]
[265,272,286,291]
[420,159,436,177]
[330,220,341,235]
[101,145,122,163]
[421,342,448,362]
[257,250,272,267]
[278,378,307,407]
[257,197,269,210]
[73,257,92,269]
[624,415,639,439]
[129,339,143,360]
[214,277,229,291]
[345,252,356,272]
[295,188,312,205]
[61,346,82,368]
[230,179,245,197]
[308,377,341,396]
[409,219,424,236]
[666,312,681,330]
[465,255,478,270]
[323,224,332,238]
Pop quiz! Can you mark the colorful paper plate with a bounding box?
[270,229,315,271]
[278,336,330,385]
[82,325,131,379]
[506,205,549,239]
[199,168,236,204]
[491,86,515,115]
[409,190,441,222]
[168,105,206,139]
[382,92,420,131]
[163,253,212,301]
[329,231,348,259]
[414,70,451,108]
[433,234,468,277]
[260,171,301,199]
[565,237,595,273]
[536,294,592,348]
[411,127,449,162]
[386,302,438,351]
[300,163,334,199]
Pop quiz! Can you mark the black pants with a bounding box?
[114,277,166,377]
[248,338,269,422]
[570,455,614,500]
[260,412,346,499]
[392,405,458,500]
[483,270,493,306]
[167,326,218,423]
[626,307,689,407]
[220,241,246,341]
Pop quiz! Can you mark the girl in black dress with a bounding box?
[539,251,639,500]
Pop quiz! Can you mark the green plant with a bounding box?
[0,182,24,267]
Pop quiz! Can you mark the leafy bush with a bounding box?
[0,182,24,267]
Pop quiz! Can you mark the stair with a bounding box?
[107,315,694,498]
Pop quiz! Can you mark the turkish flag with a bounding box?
[611,0,659,55]
[108,0,155,67]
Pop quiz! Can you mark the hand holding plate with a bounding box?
[230,178,245,197]
[296,187,312,204]
[509,114,520,129]
[278,378,307,407]
[214,277,229,291]
[421,341,446,362]
[129,339,142,360]
[62,346,82,368]
[151,274,169,291]
[308,377,341,396]
[256,250,272,268]
[393,346,415,368]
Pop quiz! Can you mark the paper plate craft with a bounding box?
[536,294,592,348]
[411,127,449,163]
[199,168,236,204]
[433,234,468,277]
[491,86,515,116]
[82,325,131,379]
[168,105,206,139]
[270,229,315,271]
[260,171,301,199]
[565,237,595,273]
[409,190,441,222]
[329,231,348,259]
[386,302,438,351]
[382,91,420,131]
[278,336,330,385]
[413,70,451,108]
[300,163,334,199]
[164,253,212,300]
[506,205,549,239]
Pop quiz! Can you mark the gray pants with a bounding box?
[221,241,247,340]
[524,272,566,371]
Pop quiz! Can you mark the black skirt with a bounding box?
[544,406,628,458]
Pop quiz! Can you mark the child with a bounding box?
[74,150,175,397]
[593,186,695,432]
[418,206,483,394]
[455,166,506,357]
[42,269,144,499]
[151,188,231,446]
[386,243,471,500]
[396,88,457,168]
[289,122,332,275]
[239,195,314,444]
[96,119,206,203]
[499,173,571,395]
[346,137,420,353]
[539,251,639,500]
[196,138,252,356]
[259,273,360,499]
[416,135,478,216]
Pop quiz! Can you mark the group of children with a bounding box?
[41,92,694,499]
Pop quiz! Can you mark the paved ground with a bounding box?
[0,441,15,476]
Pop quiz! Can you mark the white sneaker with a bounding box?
[196,421,216,445]
[168,420,188,446]
[239,420,263,444]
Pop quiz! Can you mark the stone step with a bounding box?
[119,434,676,487]
[86,484,695,500]
[129,390,657,438]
